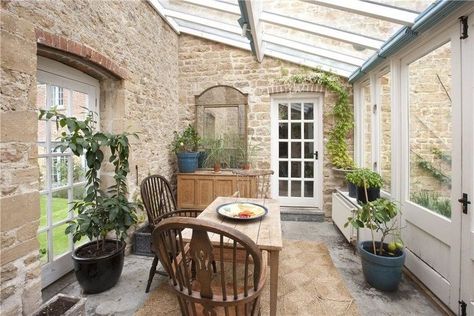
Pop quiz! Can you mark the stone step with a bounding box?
[280,207,325,222]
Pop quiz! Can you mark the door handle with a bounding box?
[313,151,318,160]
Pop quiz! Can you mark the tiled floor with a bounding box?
[43,220,445,315]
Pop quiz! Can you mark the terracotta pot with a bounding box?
[242,163,251,170]
[213,163,221,173]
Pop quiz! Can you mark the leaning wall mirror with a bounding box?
[195,85,248,169]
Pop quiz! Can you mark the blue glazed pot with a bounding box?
[177,152,199,173]
[358,241,406,291]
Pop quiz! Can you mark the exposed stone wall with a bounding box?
[178,34,354,214]
[1,0,178,314]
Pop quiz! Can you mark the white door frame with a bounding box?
[270,93,323,208]
[399,25,462,311]
[37,57,100,288]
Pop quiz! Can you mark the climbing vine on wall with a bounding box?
[282,70,354,169]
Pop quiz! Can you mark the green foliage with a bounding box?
[236,138,260,165]
[39,109,140,252]
[417,159,451,187]
[203,137,229,167]
[345,168,383,188]
[170,125,200,153]
[411,191,451,218]
[432,147,451,164]
[283,71,354,169]
[345,197,401,256]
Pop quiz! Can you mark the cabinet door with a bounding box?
[195,178,214,209]
[177,177,196,209]
[215,178,235,197]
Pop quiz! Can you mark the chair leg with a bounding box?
[146,255,159,293]
[212,260,217,273]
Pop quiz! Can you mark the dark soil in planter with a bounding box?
[362,242,403,257]
[76,241,121,258]
[36,298,76,316]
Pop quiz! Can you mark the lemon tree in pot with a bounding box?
[346,197,405,291]
[170,125,201,173]
[39,109,139,294]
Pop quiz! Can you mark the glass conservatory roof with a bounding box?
[148,0,438,77]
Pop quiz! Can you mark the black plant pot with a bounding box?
[357,186,380,204]
[72,239,125,294]
[348,182,357,198]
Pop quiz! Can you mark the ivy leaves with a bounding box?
[283,71,355,169]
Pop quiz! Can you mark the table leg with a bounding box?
[269,250,279,316]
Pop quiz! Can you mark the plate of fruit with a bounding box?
[216,202,268,221]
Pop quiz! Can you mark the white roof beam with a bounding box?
[147,0,180,34]
[182,0,240,15]
[303,0,417,25]
[179,26,250,51]
[165,10,241,34]
[240,0,265,62]
[260,11,383,50]
[264,34,364,67]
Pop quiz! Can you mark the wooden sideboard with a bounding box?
[177,170,256,210]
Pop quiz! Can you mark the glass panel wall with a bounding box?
[379,72,392,192]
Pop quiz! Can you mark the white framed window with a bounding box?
[52,86,64,108]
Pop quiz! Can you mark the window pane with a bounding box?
[38,157,48,191]
[291,123,301,139]
[408,41,452,218]
[39,194,48,230]
[72,90,89,120]
[291,142,301,158]
[279,161,288,177]
[379,72,391,192]
[303,103,313,119]
[304,181,314,197]
[38,231,48,265]
[51,156,68,188]
[51,188,71,224]
[290,103,301,120]
[72,156,86,183]
[279,142,288,158]
[53,223,70,259]
[291,181,301,197]
[279,181,288,196]
[291,162,301,178]
[304,142,314,159]
[304,123,313,139]
[279,123,288,139]
[363,82,372,169]
[279,103,288,120]
[304,162,314,178]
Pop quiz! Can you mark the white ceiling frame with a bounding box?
[179,26,250,51]
[260,11,384,50]
[304,0,418,25]
[182,0,241,15]
[147,0,180,34]
[167,9,360,70]
[240,0,265,62]
[264,34,364,67]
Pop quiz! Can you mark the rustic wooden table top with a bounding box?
[182,196,283,251]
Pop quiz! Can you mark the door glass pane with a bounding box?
[72,90,89,120]
[279,103,288,120]
[379,72,392,192]
[303,103,314,119]
[279,142,288,158]
[279,161,288,177]
[304,181,314,197]
[279,181,288,196]
[51,188,70,224]
[51,156,68,188]
[304,162,314,178]
[279,123,288,139]
[73,156,86,183]
[291,181,301,197]
[38,231,48,264]
[53,223,70,259]
[291,123,301,139]
[408,41,452,218]
[363,82,372,169]
[39,194,48,230]
[304,123,313,139]
[291,142,301,158]
[304,142,314,159]
[38,157,48,191]
[290,103,301,119]
[291,162,301,177]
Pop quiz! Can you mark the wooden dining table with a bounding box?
[182,196,283,316]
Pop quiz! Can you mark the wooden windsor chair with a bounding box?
[232,169,274,199]
[140,175,200,293]
[152,217,267,316]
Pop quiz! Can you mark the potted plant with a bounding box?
[237,141,260,170]
[347,168,383,203]
[33,294,86,316]
[346,197,405,291]
[39,109,139,294]
[204,137,228,172]
[170,125,201,173]
[345,170,359,198]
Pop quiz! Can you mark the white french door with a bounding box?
[400,21,473,313]
[37,57,100,288]
[271,94,323,208]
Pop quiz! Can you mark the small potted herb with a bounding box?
[347,168,383,203]
[345,169,359,198]
[346,197,405,291]
[237,141,259,170]
[203,137,228,172]
[170,125,201,173]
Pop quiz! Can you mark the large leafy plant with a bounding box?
[283,70,355,169]
[170,124,200,154]
[39,109,139,253]
[346,168,383,188]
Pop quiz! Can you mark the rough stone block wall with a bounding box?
[1,0,178,314]
[178,34,354,215]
